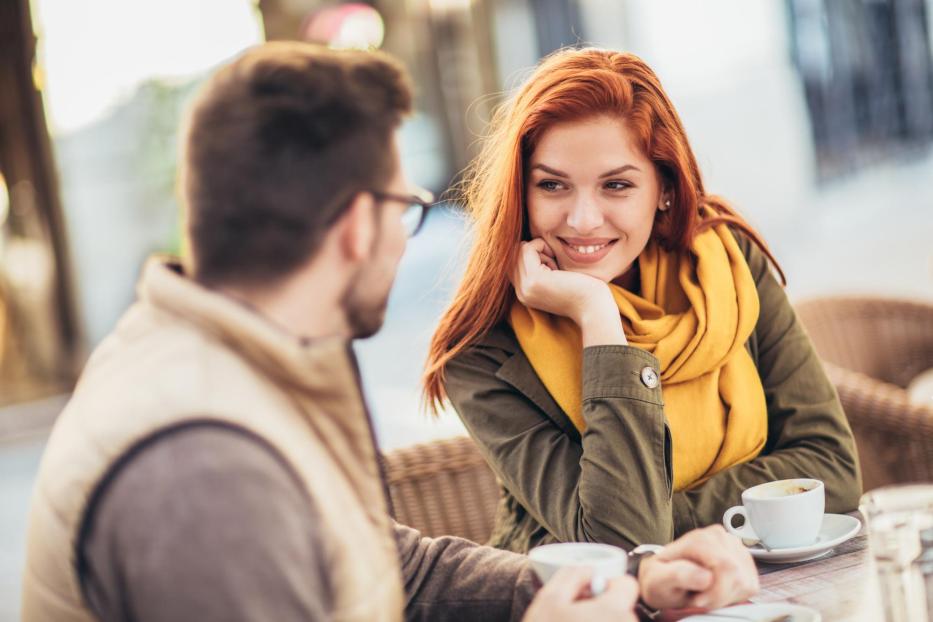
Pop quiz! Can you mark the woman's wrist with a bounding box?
[575,290,627,347]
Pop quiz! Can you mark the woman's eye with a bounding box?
[537,180,563,192]
[605,180,632,191]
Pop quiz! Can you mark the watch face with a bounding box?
[631,544,664,555]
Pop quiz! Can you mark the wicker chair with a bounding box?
[382,436,499,543]
[795,296,933,490]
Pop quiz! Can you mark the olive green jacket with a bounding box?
[444,234,862,553]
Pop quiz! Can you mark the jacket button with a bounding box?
[640,366,659,388]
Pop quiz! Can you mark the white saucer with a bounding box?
[732,513,861,564]
[682,603,821,621]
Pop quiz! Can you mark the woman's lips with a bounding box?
[557,237,617,264]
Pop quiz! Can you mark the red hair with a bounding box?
[423,48,784,411]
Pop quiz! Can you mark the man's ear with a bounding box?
[337,192,377,263]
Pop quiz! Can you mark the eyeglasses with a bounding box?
[370,187,436,237]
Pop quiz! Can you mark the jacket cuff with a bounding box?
[582,346,664,406]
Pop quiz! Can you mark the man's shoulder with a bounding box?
[104,423,305,492]
[78,422,334,621]
[81,422,314,549]
[81,303,260,398]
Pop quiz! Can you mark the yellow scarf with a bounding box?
[509,222,767,491]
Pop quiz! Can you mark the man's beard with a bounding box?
[340,266,390,339]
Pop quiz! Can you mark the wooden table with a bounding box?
[751,522,884,621]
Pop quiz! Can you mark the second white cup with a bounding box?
[723,478,825,549]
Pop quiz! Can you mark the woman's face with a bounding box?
[525,115,665,284]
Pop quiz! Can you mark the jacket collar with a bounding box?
[479,322,582,443]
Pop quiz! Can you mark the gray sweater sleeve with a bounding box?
[394,522,538,621]
[79,423,335,622]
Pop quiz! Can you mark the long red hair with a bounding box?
[423,48,784,412]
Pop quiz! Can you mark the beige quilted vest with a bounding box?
[21,258,404,621]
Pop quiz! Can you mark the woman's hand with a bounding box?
[522,566,638,622]
[512,239,627,346]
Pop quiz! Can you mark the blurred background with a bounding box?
[1,0,933,617]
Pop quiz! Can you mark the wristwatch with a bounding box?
[627,544,664,620]
[626,543,664,577]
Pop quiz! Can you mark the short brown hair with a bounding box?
[181,41,413,286]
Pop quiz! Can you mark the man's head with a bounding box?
[181,41,416,337]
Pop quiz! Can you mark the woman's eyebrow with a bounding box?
[530,163,569,177]
[530,163,640,178]
[599,164,640,178]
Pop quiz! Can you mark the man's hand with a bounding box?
[638,525,759,611]
[523,566,638,622]
[636,554,714,610]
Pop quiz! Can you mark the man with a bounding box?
[21,42,757,621]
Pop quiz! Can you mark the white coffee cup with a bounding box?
[528,543,628,595]
[723,478,825,549]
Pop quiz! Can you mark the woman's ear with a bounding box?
[337,191,377,262]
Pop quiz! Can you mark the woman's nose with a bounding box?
[566,195,605,234]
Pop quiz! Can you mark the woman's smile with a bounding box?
[556,237,618,264]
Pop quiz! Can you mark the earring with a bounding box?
[662,199,671,211]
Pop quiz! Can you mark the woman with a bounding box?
[423,48,861,553]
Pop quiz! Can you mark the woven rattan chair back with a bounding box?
[796,296,933,488]
[382,436,499,543]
